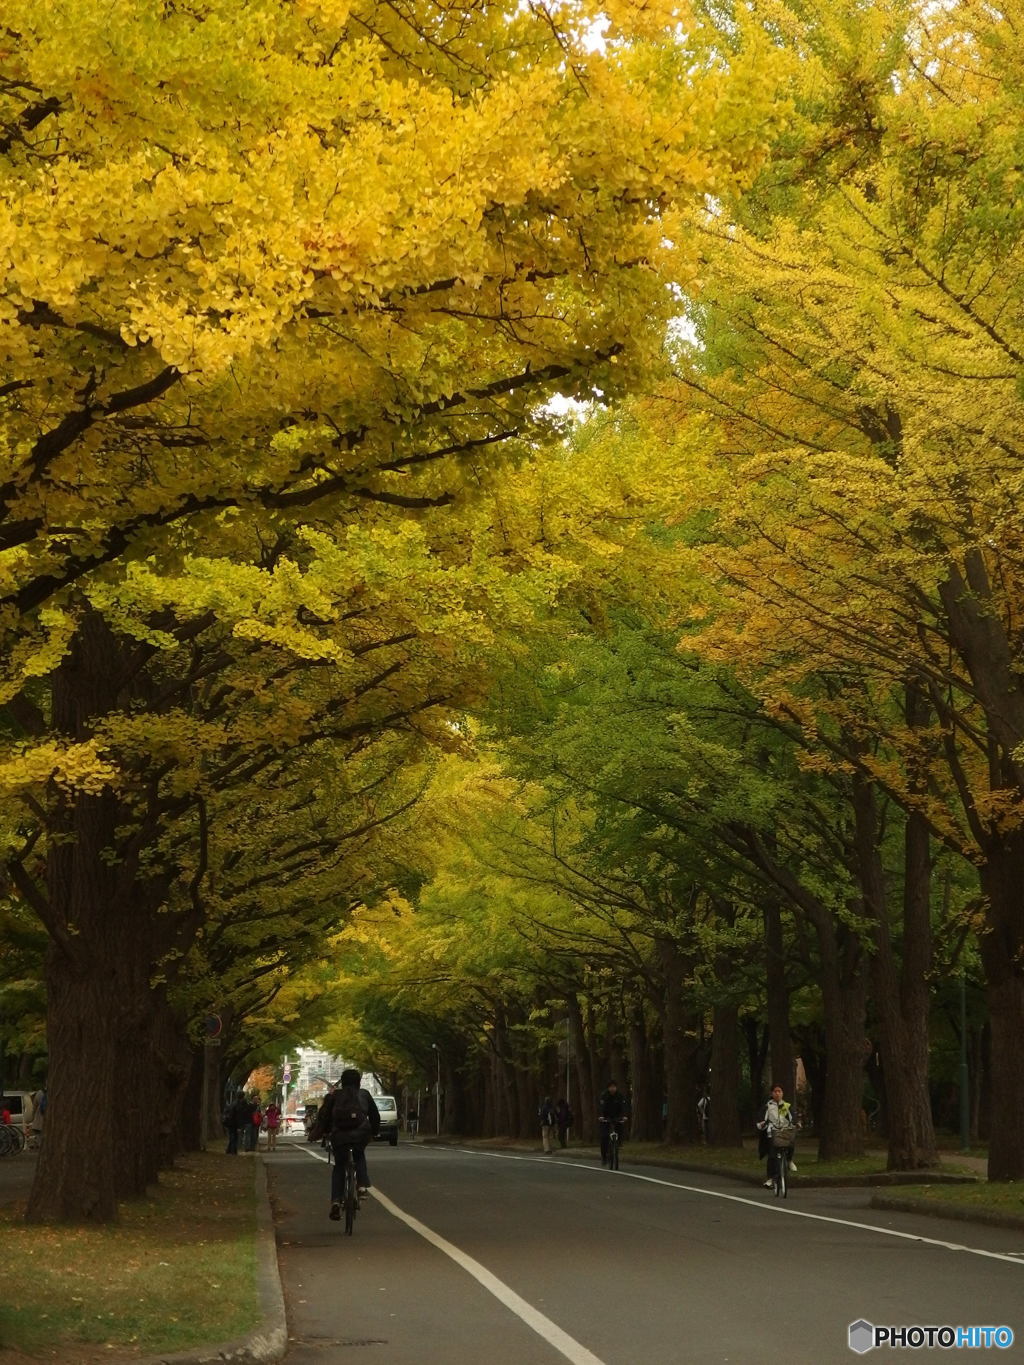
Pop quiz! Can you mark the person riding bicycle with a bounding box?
[598,1080,629,1167]
[756,1083,797,1187]
[313,1068,381,1218]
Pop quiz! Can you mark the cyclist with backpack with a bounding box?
[312,1068,381,1218]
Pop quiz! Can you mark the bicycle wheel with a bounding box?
[343,1151,358,1235]
[774,1150,787,1198]
[609,1133,619,1171]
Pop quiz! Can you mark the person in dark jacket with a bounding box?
[247,1098,262,1152]
[224,1093,252,1155]
[555,1097,573,1149]
[315,1068,381,1217]
[539,1096,556,1153]
[597,1081,629,1166]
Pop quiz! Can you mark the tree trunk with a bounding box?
[742,1015,768,1119]
[627,1002,661,1140]
[25,610,201,1222]
[743,830,866,1157]
[763,897,794,1096]
[657,935,697,1144]
[851,772,937,1170]
[937,552,1024,1178]
[566,995,594,1142]
[977,836,1024,1180]
[709,1000,743,1147]
[815,917,867,1160]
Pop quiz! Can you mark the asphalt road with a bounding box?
[268,1137,1024,1364]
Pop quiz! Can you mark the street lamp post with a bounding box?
[431,1043,441,1135]
[959,973,971,1153]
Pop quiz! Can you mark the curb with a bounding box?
[871,1194,1024,1232]
[444,1144,980,1191]
[142,1156,287,1365]
[627,1160,978,1189]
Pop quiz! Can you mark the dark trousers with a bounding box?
[557,1125,569,1148]
[767,1145,794,1177]
[331,1138,370,1199]
[225,1124,240,1154]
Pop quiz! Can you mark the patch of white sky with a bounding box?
[532,5,711,424]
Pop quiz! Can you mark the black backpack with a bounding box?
[330,1084,369,1138]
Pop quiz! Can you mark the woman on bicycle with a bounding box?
[756,1083,797,1187]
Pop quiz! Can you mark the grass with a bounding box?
[874,1181,1024,1215]
[446,1134,895,1179]
[0,1151,259,1360]
[438,1133,1023,1226]
[622,1140,894,1179]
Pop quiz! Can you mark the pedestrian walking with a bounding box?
[264,1102,281,1151]
[28,1087,46,1150]
[248,1099,263,1151]
[223,1093,250,1155]
[538,1096,556,1154]
[555,1097,573,1148]
[697,1091,710,1142]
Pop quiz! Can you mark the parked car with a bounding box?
[371,1094,399,1145]
[0,1091,33,1134]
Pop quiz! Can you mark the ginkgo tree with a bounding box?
[646,0,1024,1178]
[0,0,782,643]
[0,0,789,1221]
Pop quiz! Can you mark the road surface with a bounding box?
[268,1137,1024,1363]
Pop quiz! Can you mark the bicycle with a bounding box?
[339,1144,359,1234]
[767,1122,796,1198]
[601,1120,625,1171]
[0,1123,25,1158]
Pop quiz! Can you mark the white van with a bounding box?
[0,1091,34,1134]
[371,1095,399,1146]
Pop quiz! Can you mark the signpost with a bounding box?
[282,1057,292,1120]
[200,1015,223,1149]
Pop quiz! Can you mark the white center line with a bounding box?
[296,1144,607,1365]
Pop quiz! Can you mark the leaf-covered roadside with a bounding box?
[0,1153,258,1360]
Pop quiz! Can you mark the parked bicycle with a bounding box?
[0,1123,26,1158]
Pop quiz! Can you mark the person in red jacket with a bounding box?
[264,1102,282,1151]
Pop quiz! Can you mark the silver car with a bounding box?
[372,1094,399,1146]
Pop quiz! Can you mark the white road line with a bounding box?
[295,1144,606,1365]
[447,1147,1024,1268]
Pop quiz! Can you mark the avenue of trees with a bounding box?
[2,0,1024,1225]
[0,0,780,1221]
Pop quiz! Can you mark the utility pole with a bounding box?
[282,1055,292,1121]
[431,1043,441,1135]
[959,974,970,1153]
